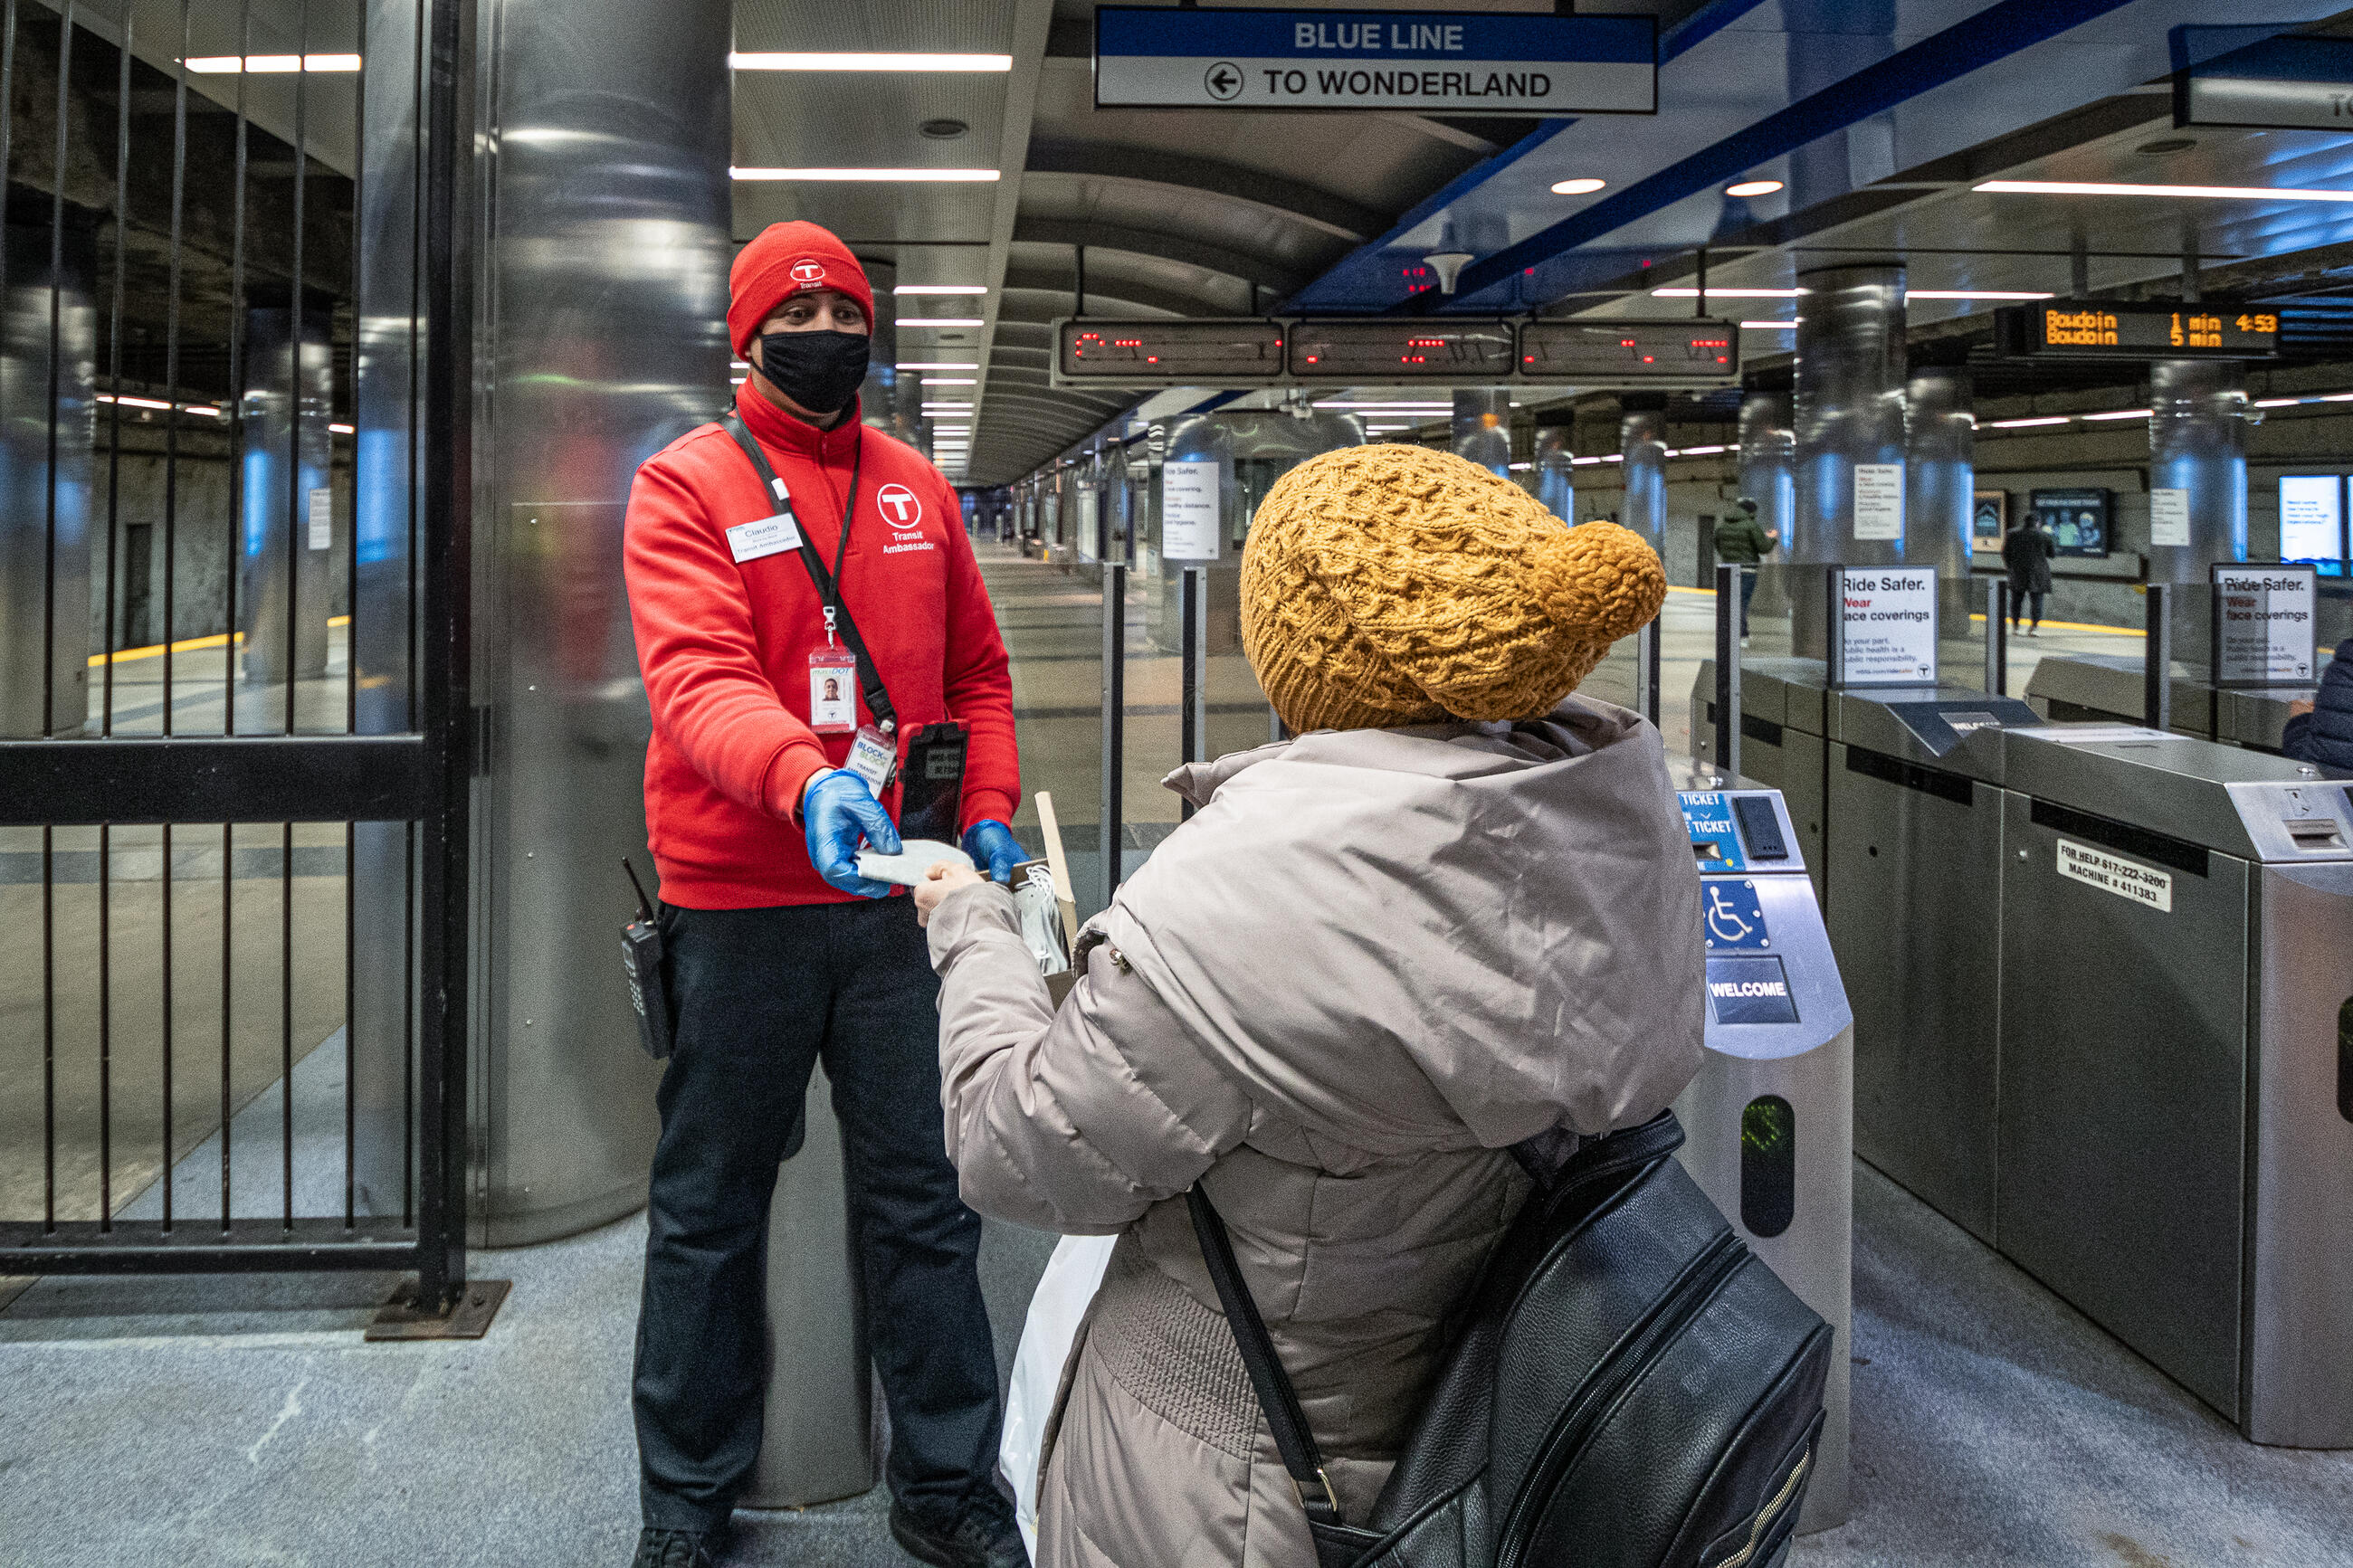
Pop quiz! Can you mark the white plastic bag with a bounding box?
[999,1232,1118,1555]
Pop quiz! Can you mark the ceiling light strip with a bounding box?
[729,52,1012,71]
[730,167,999,182]
[1976,179,2353,203]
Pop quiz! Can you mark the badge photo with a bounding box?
[809,648,857,733]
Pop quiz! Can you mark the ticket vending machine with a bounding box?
[1670,776,1855,1532]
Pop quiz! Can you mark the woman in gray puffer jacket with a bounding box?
[916,447,1704,1568]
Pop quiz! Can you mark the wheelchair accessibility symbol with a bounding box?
[1703,881,1771,951]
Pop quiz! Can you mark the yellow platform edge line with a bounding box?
[1660,584,2144,638]
[89,613,352,668]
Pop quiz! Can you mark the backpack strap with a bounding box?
[1185,1186,1347,1529]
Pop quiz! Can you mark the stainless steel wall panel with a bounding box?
[1996,787,2250,1419]
[1832,743,2004,1242]
[1791,266,1905,658]
[466,0,729,1243]
[2245,862,2353,1448]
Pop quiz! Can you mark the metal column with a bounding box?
[1791,266,1907,656]
[1904,366,1976,668]
[1451,387,1511,478]
[0,225,95,737]
[1619,393,1668,558]
[2148,359,2249,671]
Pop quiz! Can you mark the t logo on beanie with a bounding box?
[789,258,826,286]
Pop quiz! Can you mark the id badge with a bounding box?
[808,648,857,733]
[844,724,897,797]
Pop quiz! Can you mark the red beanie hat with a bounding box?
[728,222,875,356]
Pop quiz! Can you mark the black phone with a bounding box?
[896,720,970,844]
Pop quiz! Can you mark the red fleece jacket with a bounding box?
[624,383,1016,908]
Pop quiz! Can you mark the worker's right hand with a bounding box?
[802,769,901,898]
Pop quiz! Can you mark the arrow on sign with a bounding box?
[1204,61,1243,100]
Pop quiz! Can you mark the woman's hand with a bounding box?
[914,860,986,927]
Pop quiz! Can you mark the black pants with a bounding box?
[633,897,1001,1534]
[2008,589,2044,629]
[1736,569,1760,636]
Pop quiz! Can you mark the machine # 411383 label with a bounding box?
[2055,838,2172,913]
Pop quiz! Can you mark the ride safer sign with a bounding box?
[1829,565,1939,688]
[1092,6,1657,116]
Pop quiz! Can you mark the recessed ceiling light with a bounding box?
[729,167,999,182]
[1725,178,1784,198]
[1988,415,2072,428]
[1550,177,1606,195]
[1654,287,1803,298]
[919,119,970,139]
[1975,178,2353,203]
[896,284,988,296]
[922,377,976,385]
[2254,397,2303,408]
[729,52,1013,71]
[1741,319,1799,329]
[898,361,980,370]
[2080,408,2151,421]
[900,318,986,329]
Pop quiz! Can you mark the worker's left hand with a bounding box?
[961,818,1027,883]
[915,860,987,927]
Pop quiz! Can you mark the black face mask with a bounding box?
[758,328,871,419]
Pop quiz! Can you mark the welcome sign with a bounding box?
[1093,7,1657,115]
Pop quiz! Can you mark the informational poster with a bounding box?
[1160,459,1223,560]
[2211,564,2318,687]
[1076,489,1100,563]
[2279,475,2345,565]
[2032,487,2110,557]
[2148,488,2192,548]
[1852,463,1904,542]
[1829,565,1938,687]
[307,488,334,551]
[1971,489,2007,547]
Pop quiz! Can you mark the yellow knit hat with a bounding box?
[1241,444,1666,734]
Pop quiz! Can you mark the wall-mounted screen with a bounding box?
[2031,487,2110,558]
[2279,474,2346,572]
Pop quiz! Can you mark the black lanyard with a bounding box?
[719,411,894,731]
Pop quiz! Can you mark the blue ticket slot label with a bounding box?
[1702,880,1772,951]
[1678,791,1747,872]
[1706,955,1800,1024]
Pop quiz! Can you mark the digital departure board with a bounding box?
[1519,318,1739,384]
[1286,318,1516,378]
[1997,300,2280,361]
[1056,318,1287,385]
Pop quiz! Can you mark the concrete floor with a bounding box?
[5,1161,2348,1567]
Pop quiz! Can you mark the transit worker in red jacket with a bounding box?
[622,220,1026,1568]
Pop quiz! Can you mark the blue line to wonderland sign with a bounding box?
[1094,6,1657,116]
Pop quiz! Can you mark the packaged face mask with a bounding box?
[853,839,973,887]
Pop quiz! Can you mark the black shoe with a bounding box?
[630,1526,718,1568]
[889,1496,1029,1568]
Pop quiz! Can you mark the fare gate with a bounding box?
[0,0,483,1330]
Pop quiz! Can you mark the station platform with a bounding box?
[7,1160,2348,1567]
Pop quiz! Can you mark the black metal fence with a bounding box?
[0,0,473,1318]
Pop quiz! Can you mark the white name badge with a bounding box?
[727,512,804,564]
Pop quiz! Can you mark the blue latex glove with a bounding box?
[962,819,1027,883]
[803,770,902,898]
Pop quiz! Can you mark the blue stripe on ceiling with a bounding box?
[1404,0,2143,312]
[1277,0,1780,313]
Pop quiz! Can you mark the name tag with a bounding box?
[727,512,803,564]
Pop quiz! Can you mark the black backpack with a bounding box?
[1186,1110,1831,1568]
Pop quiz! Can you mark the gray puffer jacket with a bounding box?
[927,697,1703,1568]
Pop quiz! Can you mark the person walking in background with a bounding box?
[621,220,1028,1568]
[2003,513,2054,637]
[913,447,1701,1568]
[1713,495,1778,643]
